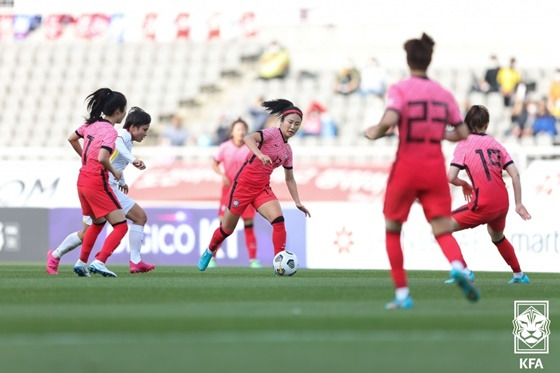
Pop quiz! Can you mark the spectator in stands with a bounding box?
[257,40,290,80]
[547,68,560,119]
[301,100,338,138]
[359,57,387,97]
[532,98,558,137]
[248,96,270,131]
[509,100,536,139]
[334,59,361,95]
[158,114,189,146]
[483,55,501,93]
[497,57,522,107]
[470,55,501,94]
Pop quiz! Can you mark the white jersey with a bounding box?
[109,128,136,186]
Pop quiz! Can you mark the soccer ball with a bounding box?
[273,250,298,276]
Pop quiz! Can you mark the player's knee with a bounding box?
[271,216,285,225]
[113,220,128,236]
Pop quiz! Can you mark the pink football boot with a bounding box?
[130,261,156,274]
[46,249,60,275]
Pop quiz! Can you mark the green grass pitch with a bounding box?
[0,265,558,373]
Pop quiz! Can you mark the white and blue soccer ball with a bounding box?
[273,250,298,276]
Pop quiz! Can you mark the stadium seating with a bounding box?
[0,23,558,156]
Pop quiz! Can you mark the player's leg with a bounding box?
[242,204,260,268]
[89,209,128,277]
[431,216,479,301]
[443,207,478,284]
[74,188,102,277]
[199,207,241,271]
[383,219,413,310]
[256,199,285,255]
[126,203,155,274]
[422,186,479,302]
[48,217,91,275]
[209,194,229,268]
[74,216,105,277]
[382,174,415,310]
[487,221,529,284]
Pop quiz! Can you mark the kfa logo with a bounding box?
[513,300,550,354]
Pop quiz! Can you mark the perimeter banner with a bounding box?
[49,206,307,268]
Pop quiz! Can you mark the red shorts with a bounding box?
[227,182,276,216]
[219,185,256,219]
[383,157,451,222]
[78,185,122,219]
[452,204,508,231]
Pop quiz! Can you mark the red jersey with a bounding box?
[75,119,117,188]
[451,133,513,211]
[235,127,293,188]
[386,76,463,160]
[215,139,251,182]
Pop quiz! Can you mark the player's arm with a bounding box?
[99,148,122,181]
[116,136,144,170]
[505,163,532,220]
[68,132,83,157]
[364,109,398,140]
[244,131,271,165]
[212,159,229,187]
[448,164,473,202]
[444,122,469,142]
[284,168,310,217]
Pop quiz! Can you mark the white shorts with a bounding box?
[110,182,136,215]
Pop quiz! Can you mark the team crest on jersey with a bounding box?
[233,200,239,207]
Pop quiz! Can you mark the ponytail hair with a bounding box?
[404,32,435,71]
[464,105,489,134]
[123,107,151,129]
[261,99,303,120]
[84,88,127,124]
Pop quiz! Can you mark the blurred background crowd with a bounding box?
[0,0,559,155]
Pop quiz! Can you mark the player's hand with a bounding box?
[296,204,311,218]
[258,154,272,165]
[112,169,123,181]
[119,184,129,194]
[223,175,231,188]
[516,204,532,220]
[133,159,146,170]
[462,184,473,202]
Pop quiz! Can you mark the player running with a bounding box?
[65,88,128,277]
[47,104,154,276]
[209,118,261,269]
[198,99,311,271]
[364,33,480,309]
[443,104,531,284]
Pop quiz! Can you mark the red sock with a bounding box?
[435,233,466,266]
[80,222,105,263]
[386,231,407,288]
[494,237,521,273]
[244,224,257,260]
[209,225,232,252]
[95,221,128,263]
[272,217,286,255]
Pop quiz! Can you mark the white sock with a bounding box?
[53,232,82,258]
[450,260,465,272]
[513,272,524,279]
[462,267,472,276]
[129,224,144,264]
[395,287,410,301]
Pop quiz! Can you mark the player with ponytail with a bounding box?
[66,88,128,277]
[198,99,311,271]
